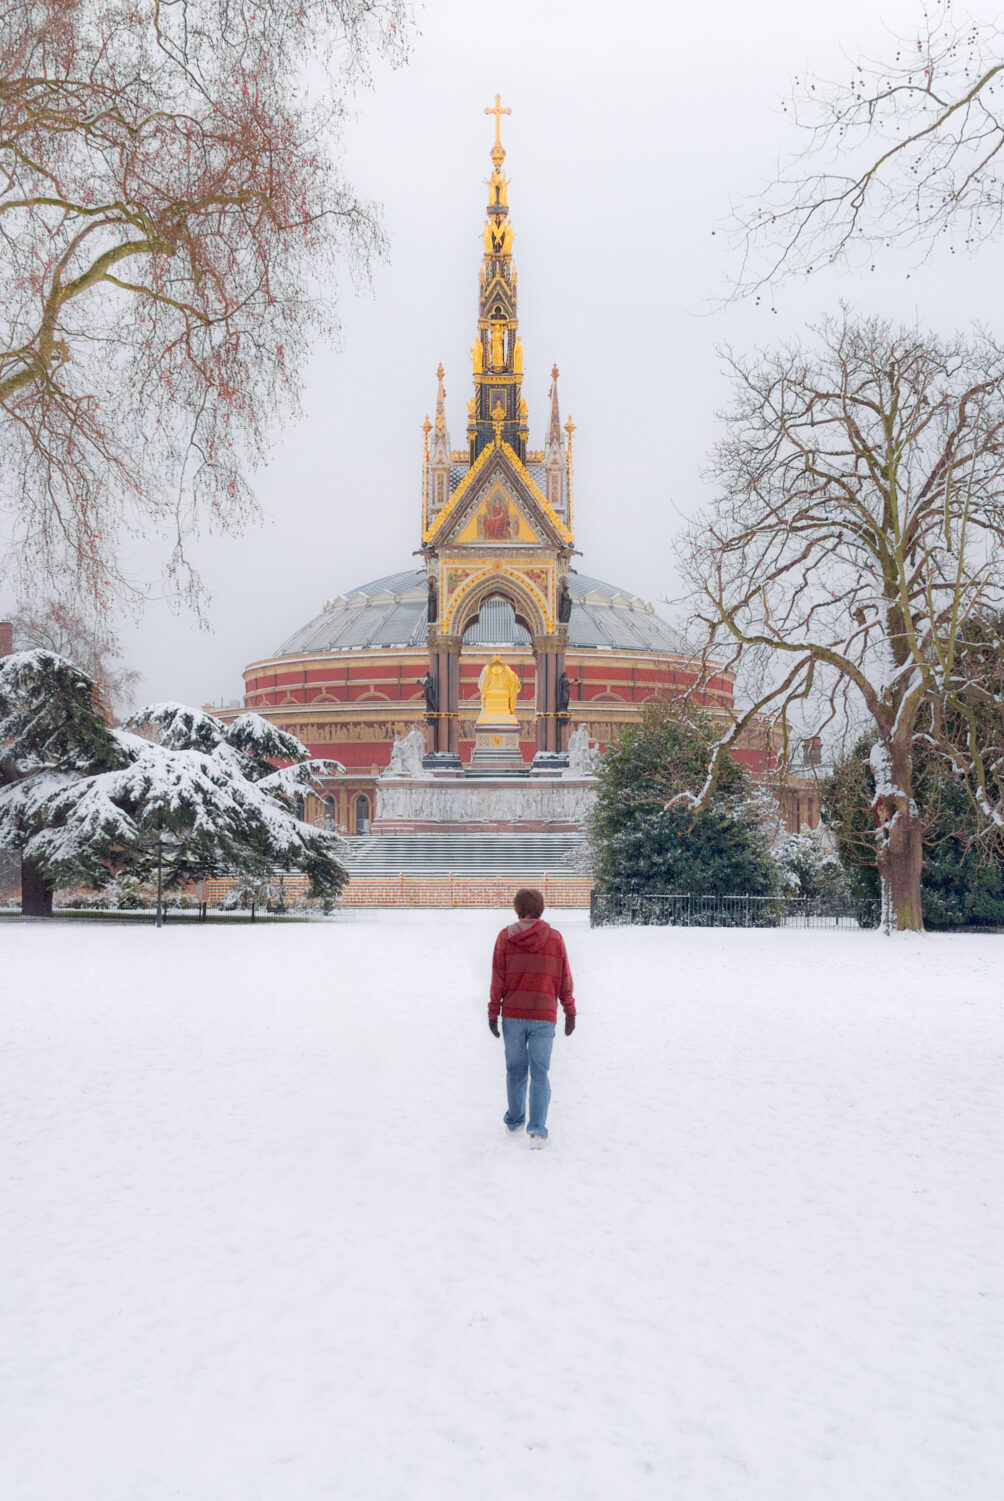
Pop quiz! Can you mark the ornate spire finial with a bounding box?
[480,94,510,160]
[484,92,511,168]
[422,414,432,436]
[551,363,559,382]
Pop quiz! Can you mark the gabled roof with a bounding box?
[423,438,572,548]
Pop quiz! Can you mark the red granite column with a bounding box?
[534,642,548,754]
[555,646,568,754]
[429,634,460,758]
[447,644,460,757]
[534,638,559,754]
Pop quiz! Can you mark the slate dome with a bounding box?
[275,568,692,658]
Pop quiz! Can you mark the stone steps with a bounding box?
[343,833,585,877]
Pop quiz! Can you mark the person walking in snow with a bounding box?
[488,888,576,1148]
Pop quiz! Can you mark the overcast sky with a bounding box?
[5,0,1000,707]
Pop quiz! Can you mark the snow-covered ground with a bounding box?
[2,911,1001,1500]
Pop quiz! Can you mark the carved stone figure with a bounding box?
[385,725,428,778]
[557,671,571,714]
[477,653,520,723]
[557,580,572,623]
[427,580,438,623]
[567,722,599,775]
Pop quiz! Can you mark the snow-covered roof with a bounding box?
[273,570,693,658]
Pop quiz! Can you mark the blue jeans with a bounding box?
[502,1017,556,1138]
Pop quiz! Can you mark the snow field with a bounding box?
[1,912,1002,1500]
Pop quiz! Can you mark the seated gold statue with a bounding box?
[477,654,521,724]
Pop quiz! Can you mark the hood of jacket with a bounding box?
[506,919,551,951]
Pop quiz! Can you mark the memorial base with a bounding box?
[469,720,526,773]
[372,773,596,834]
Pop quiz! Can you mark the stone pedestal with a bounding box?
[469,720,526,773]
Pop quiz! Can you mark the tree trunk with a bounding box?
[21,858,54,918]
[874,740,925,931]
[882,811,925,931]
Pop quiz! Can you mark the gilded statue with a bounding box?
[471,340,482,374]
[490,323,505,367]
[477,653,521,724]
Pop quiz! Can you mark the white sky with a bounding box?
[5,0,1001,706]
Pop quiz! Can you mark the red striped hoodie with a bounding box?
[489,919,576,1024]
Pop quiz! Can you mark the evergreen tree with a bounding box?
[822,740,1004,930]
[0,650,121,914]
[0,654,347,915]
[589,699,777,898]
[772,826,853,909]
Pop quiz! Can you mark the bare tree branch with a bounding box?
[0,0,411,605]
[679,312,1004,929]
[725,2,1004,299]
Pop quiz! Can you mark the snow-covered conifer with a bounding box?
[0,655,348,916]
[589,698,778,899]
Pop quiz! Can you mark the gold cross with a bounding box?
[484,93,511,149]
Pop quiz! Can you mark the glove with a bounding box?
[565,1013,576,1036]
[489,1016,500,1038]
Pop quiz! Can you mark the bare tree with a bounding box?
[0,0,409,604]
[11,597,140,716]
[678,313,1004,931]
[728,2,1004,298]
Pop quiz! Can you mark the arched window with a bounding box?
[354,795,371,835]
[324,796,335,829]
[295,796,305,821]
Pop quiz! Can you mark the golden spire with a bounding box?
[434,363,447,434]
[421,414,432,530]
[484,93,511,169]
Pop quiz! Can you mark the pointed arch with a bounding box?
[447,566,550,639]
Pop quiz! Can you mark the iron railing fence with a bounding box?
[590,891,881,930]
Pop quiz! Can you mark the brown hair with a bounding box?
[513,888,545,919]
